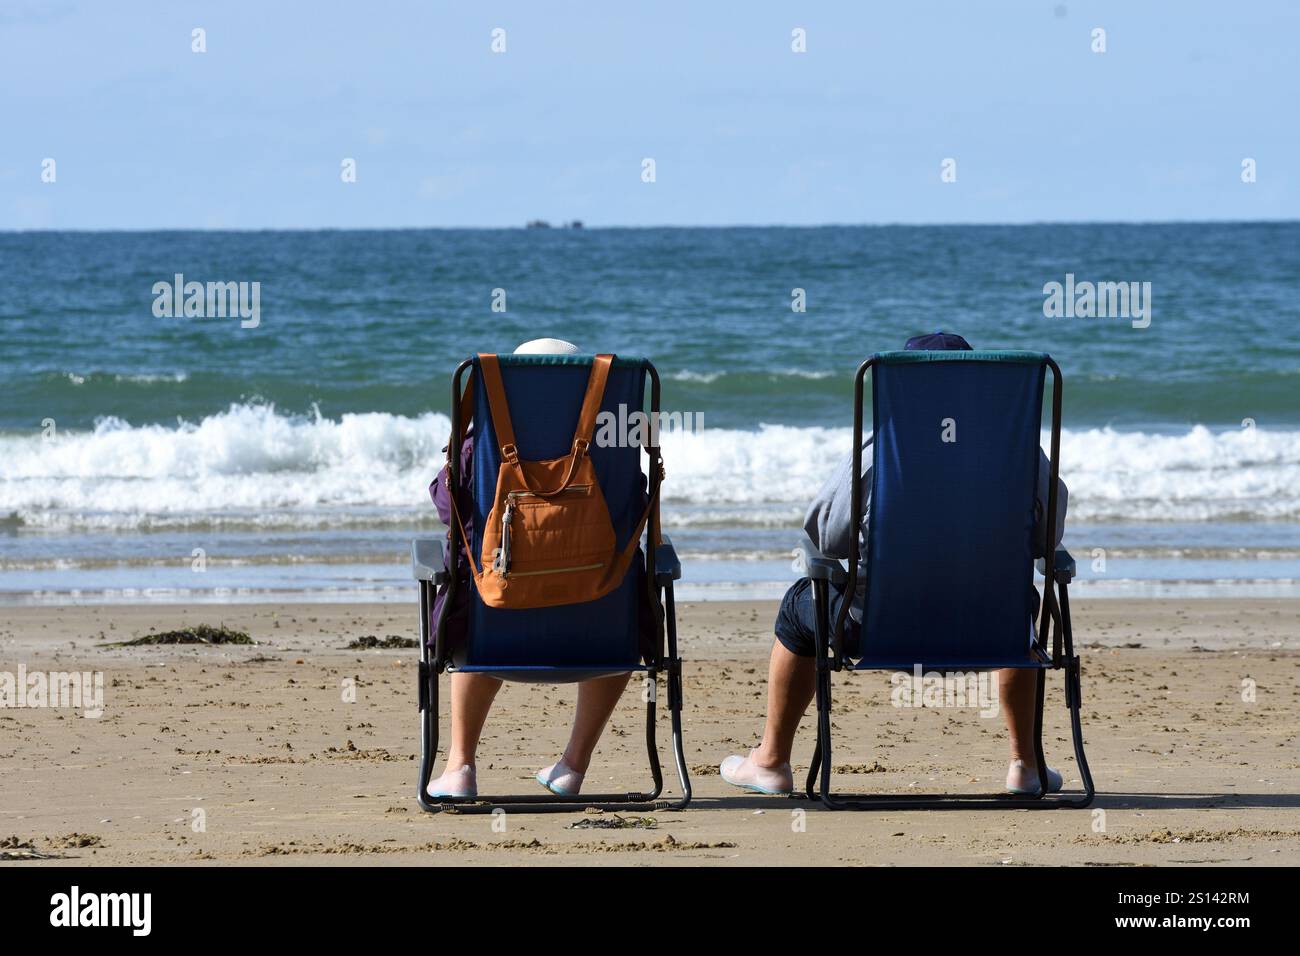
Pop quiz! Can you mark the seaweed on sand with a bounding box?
[346,635,417,649]
[102,624,254,647]
[567,815,658,831]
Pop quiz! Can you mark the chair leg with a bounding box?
[664,582,692,809]
[1063,655,1096,808]
[807,577,843,808]
[665,660,692,809]
[1057,581,1095,807]
[415,667,440,813]
[805,738,822,801]
[815,665,839,806]
[416,580,440,813]
[1031,668,1049,797]
[642,667,665,801]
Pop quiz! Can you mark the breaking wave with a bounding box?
[3,405,1298,530]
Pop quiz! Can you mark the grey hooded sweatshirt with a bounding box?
[803,436,1068,622]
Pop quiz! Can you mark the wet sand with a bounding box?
[2,598,1297,866]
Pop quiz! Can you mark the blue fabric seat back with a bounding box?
[457,354,648,673]
[857,351,1047,670]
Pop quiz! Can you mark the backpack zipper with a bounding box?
[507,483,592,504]
[502,561,605,578]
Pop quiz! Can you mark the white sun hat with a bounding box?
[514,337,581,355]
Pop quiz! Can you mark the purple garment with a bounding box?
[428,427,474,648]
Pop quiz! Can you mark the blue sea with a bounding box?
[2,224,1298,604]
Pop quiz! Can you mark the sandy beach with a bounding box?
[2,598,1297,867]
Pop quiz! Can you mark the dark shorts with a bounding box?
[775,577,862,658]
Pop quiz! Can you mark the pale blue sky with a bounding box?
[3,0,1295,228]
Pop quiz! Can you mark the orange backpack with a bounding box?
[450,353,657,610]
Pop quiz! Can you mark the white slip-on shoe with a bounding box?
[427,764,477,799]
[1005,759,1063,795]
[719,751,794,796]
[536,758,585,797]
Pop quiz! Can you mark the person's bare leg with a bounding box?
[1000,668,1037,764]
[427,672,503,795]
[562,672,632,773]
[753,640,816,768]
[535,672,631,795]
[446,672,503,768]
[1000,668,1060,792]
[719,639,815,794]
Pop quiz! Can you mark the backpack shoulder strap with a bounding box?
[451,376,474,453]
[573,354,613,454]
[477,353,518,463]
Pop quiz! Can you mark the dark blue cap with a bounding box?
[904,330,973,351]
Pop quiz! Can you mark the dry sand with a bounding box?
[2,598,1297,866]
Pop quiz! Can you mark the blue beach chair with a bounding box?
[795,350,1095,809]
[410,353,690,812]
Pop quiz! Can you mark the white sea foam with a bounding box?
[660,422,1300,522]
[668,370,723,383]
[3,406,1299,530]
[667,368,835,383]
[114,372,190,384]
[1,404,450,530]
[63,371,189,385]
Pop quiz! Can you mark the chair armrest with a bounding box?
[655,535,682,583]
[1035,547,1076,584]
[791,535,847,586]
[411,538,448,584]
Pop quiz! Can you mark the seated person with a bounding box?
[720,331,1069,796]
[426,337,648,798]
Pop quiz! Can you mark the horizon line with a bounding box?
[3,217,1299,234]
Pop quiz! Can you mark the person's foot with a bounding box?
[720,750,794,796]
[1005,759,1063,795]
[427,764,476,799]
[536,758,584,797]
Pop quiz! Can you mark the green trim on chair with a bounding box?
[873,349,1048,365]
[483,354,647,369]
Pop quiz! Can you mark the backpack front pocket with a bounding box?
[488,478,616,578]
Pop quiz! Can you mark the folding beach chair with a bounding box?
[410,353,690,813]
[794,350,1095,809]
